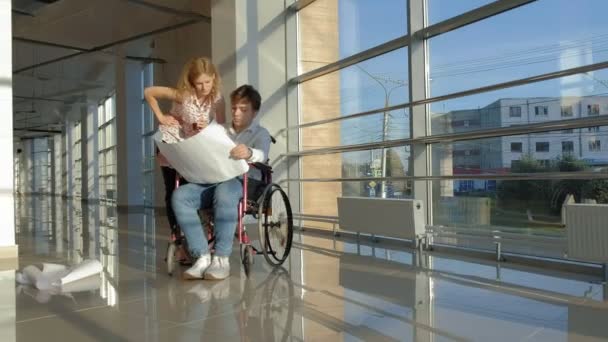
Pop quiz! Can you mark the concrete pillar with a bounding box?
[0,270,15,342]
[0,0,16,258]
[116,50,143,208]
[292,0,342,228]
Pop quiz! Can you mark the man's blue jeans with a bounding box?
[172,178,242,257]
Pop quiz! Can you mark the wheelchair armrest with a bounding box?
[249,162,272,173]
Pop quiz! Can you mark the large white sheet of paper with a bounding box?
[154,122,249,184]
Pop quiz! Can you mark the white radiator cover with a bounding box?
[566,204,608,263]
[337,197,425,241]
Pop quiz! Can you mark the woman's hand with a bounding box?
[193,118,208,132]
[159,114,180,126]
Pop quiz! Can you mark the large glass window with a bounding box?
[98,94,117,204]
[295,0,608,260]
[427,0,494,25]
[30,138,52,194]
[72,122,82,198]
[428,0,608,97]
[298,0,408,73]
[429,72,608,136]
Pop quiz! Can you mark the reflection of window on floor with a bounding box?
[561,105,573,117]
[589,139,601,152]
[587,104,600,116]
[511,142,523,153]
[100,204,118,306]
[536,142,550,152]
[509,106,522,118]
[534,105,548,116]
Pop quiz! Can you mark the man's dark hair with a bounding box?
[230,85,262,111]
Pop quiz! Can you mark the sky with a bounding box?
[325,0,608,163]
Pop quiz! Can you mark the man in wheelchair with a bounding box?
[172,85,272,280]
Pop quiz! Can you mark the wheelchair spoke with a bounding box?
[259,185,293,266]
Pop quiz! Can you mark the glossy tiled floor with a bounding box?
[5,195,608,341]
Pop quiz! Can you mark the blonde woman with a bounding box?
[144,57,225,244]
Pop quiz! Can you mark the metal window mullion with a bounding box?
[409,0,432,228]
[288,0,318,12]
[280,115,608,157]
[287,2,302,219]
[279,171,608,183]
[292,35,410,84]
[416,0,536,40]
[282,60,608,133]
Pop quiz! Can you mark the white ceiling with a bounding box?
[12,0,210,139]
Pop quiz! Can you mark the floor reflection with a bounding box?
[8,195,608,342]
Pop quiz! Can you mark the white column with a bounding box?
[213,0,290,180]
[0,270,15,342]
[409,0,432,226]
[0,0,16,257]
[116,51,143,207]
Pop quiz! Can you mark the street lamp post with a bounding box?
[358,66,407,198]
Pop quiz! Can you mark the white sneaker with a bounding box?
[204,256,230,280]
[183,254,211,280]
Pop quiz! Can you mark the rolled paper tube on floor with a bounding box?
[57,259,103,286]
[41,263,69,281]
[60,274,101,293]
[42,263,68,274]
[17,265,43,286]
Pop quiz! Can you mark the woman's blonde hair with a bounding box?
[176,57,221,105]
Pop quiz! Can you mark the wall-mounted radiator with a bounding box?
[565,204,608,263]
[337,197,425,242]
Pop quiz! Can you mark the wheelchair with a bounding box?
[165,162,294,277]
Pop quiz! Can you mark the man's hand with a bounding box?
[230,144,253,160]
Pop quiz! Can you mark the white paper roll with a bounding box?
[60,274,101,293]
[17,265,42,285]
[58,259,103,285]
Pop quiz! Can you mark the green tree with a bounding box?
[551,155,589,209]
[385,149,408,197]
[582,179,608,204]
[498,154,552,211]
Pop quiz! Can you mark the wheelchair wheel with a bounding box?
[241,244,254,277]
[166,242,177,276]
[258,184,293,266]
